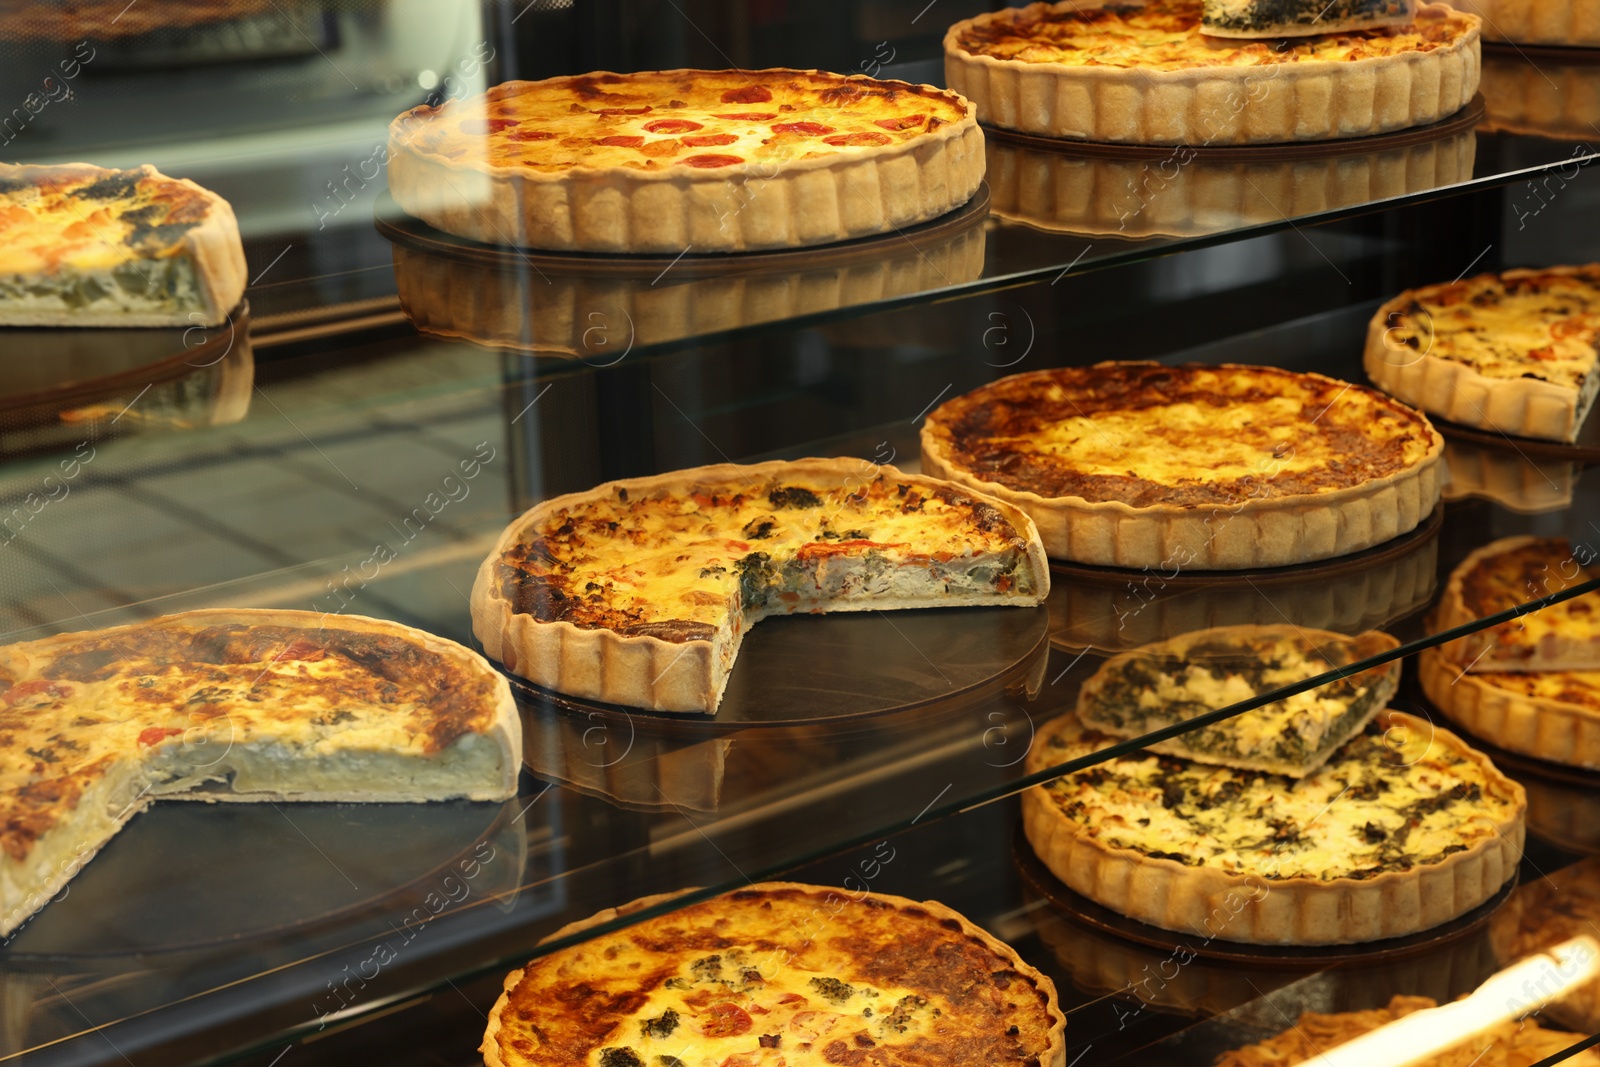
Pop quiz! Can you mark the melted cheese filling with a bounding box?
[1460,539,1600,665]
[956,0,1472,72]
[1036,717,1514,880]
[0,169,206,281]
[1387,271,1600,391]
[400,72,965,174]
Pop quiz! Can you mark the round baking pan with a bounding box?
[1014,824,1517,966]
[981,96,1486,162]
[498,604,1051,738]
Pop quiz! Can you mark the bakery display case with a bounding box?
[3,1,1600,1065]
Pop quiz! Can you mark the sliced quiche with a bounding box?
[0,162,246,327]
[470,458,1050,714]
[1076,625,1401,777]
[1437,536,1600,673]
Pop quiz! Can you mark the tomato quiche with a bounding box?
[0,609,520,939]
[0,162,246,327]
[920,362,1444,570]
[943,0,1480,146]
[1215,994,1600,1067]
[1023,710,1525,944]
[1434,536,1600,672]
[1366,266,1600,442]
[481,882,1067,1067]
[1076,625,1401,776]
[471,459,1049,714]
[387,70,983,254]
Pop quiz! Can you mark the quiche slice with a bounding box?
[1215,994,1600,1067]
[470,459,1051,714]
[0,609,520,939]
[0,162,246,327]
[481,882,1067,1067]
[943,0,1480,146]
[1076,625,1401,777]
[387,69,984,253]
[1202,0,1415,37]
[1419,645,1600,769]
[1366,266,1600,443]
[1023,710,1525,944]
[920,362,1444,570]
[1436,536,1600,672]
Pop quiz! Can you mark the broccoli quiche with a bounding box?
[1366,266,1600,443]
[482,882,1066,1067]
[0,609,520,939]
[471,459,1050,714]
[1076,625,1401,777]
[1023,710,1524,944]
[0,162,246,327]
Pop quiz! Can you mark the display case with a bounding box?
[2,1,1600,1065]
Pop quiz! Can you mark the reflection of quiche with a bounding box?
[481,882,1067,1067]
[943,0,1480,145]
[470,459,1050,714]
[1436,537,1600,672]
[1023,710,1525,944]
[0,162,246,327]
[1452,0,1600,44]
[1420,645,1600,769]
[0,609,520,939]
[920,362,1444,569]
[1482,53,1600,139]
[1076,625,1400,776]
[1366,266,1600,442]
[387,70,983,253]
[1216,994,1600,1066]
[1491,856,1600,1033]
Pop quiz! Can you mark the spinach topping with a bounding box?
[809,976,855,1004]
[71,171,141,201]
[768,486,821,508]
[735,553,777,611]
[640,1008,679,1039]
[599,1049,643,1067]
[742,517,775,540]
[690,954,723,982]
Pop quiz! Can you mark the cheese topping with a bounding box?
[927,363,1439,506]
[498,471,1039,641]
[397,71,967,175]
[490,884,1060,1067]
[1455,537,1600,667]
[953,0,1474,72]
[1382,268,1600,392]
[1031,714,1518,880]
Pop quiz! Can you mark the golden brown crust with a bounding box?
[1419,644,1600,769]
[1023,710,1525,944]
[387,70,985,253]
[943,0,1480,145]
[482,882,1067,1067]
[920,362,1444,569]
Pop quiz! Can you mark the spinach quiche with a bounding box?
[1202,0,1415,36]
[1215,994,1600,1067]
[1076,625,1401,777]
[1023,710,1525,944]
[920,362,1444,570]
[1419,646,1600,769]
[481,882,1066,1067]
[0,162,246,327]
[388,69,983,253]
[942,0,1480,146]
[1435,536,1600,673]
[1366,266,1600,443]
[470,458,1050,714]
[0,609,520,939]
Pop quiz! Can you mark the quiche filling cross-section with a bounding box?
[471,460,1050,713]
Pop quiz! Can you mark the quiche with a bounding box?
[1452,0,1600,44]
[943,0,1480,146]
[0,609,520,939]
[1203,0,1415,36]
[1215,994,1600,1067]
[469,458,1050,714]
[1435,536,1600,672]
[481,882,1067,1067]
[1366,266,1600,442]
[387,70,984,253]
[1491,856,1600,1034]
[1023,710,1525,944]
[1419,645,1600,769]
[0,162,246,327]
[1076,625,1401,776]
[920,362,1445,570]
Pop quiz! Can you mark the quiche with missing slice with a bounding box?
[481,882,1067,1067]
[1435,536,1600,672]
[0,162,246,327]
[943,0,1480,146]
[1419,645,1600,769]
[920,362,1444,570]
[1076,625,1401,777]
[387,69,983,253]
[1023,710,1525,944]
[470,459,1050,713]
[1366,266,1600,442]
[0,609,520,939]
